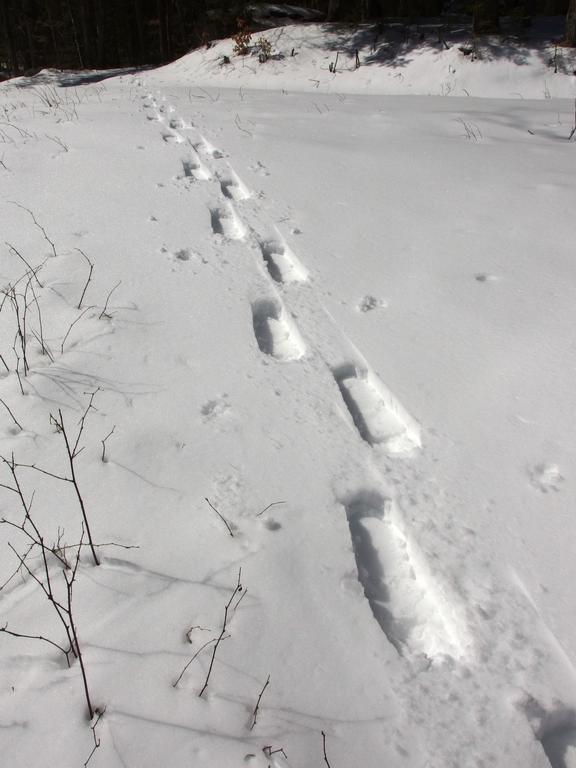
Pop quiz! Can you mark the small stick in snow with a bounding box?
[61,306,94,354]
[45,134,69,153]
[84,708,105,767]
[76,249,94,309]
[27,277,51,357]
[12,348,25,395]
[0,398,22,430]
[250,674,270,730]
[8,202,57,259]
[172,635,229,688]
[99,281,121,320]
[5,242,43,288]
[256,501,286,517]
[322,730,333,768]
[185,624,212,643]
[198,569,243,697]
[21,393,102,566]
[0,623,69,655]
[204,497,234,537]
[101,426,115,463]
[234,113,252,137]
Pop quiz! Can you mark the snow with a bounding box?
[1,20,576,768]
[163,20,576,99]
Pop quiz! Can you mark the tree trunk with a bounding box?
[46,1,62,68]
[133,0,145,64]
[157,0,169,62]
[0,0,20,74]
[66,0,84,67]
[326,0,340,22]
[473,0,500,35]
[567,0,576,47]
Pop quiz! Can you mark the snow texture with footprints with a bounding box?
[1,39,576,768]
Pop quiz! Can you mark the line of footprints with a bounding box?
[144,91,471,667]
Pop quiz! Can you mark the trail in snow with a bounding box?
[142,87,576,768]
[1,66,575,768]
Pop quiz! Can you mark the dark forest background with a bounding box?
[1,0,575,77]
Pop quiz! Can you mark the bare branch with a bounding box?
[98,281,121,320]
[5,242,43,288]
[199,569,243,697]
[173,635,229,688]
[61,306,95,355]
[250,675,270,730]
[76,249,94,309]
[204,497,234,537]
[51,405,100,566]
[100,426,115,463]
[8,202,57,258]
[0,398,22,430]
[84,708,105,767]
[256,501,286,517]
[321,731,333,768]
[0,623,69,655]
[16,461,70,482]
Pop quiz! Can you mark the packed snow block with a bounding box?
[259,238,308,284]
[182,153,211,181]
[332,364,421,455]
[209,202,247,240]
[344,491,471,662]
[217,169,251,201]
[251,299,306,361]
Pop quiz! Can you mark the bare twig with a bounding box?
[322,731,333,768]
[8,202,57,259]
[204,497,234,537]
[18,396,100,565]
[61,306,94,354]
[0,398,22,430]
[185,624,212,643]
[76,249,94,309]
[5,242,43,288]
[199,569,243,697]
[99,281,121,320]
[84,708,105,767]
[45,134,69,153]
[256,501,285,517]
[250,674,270,730]
[49,397,100,566]
[234,114,252,137]
[13,349,24,394]
[27,277,50,357]
[173,635,229,688]
[65,528,95,718]
[101,426,115,463]
[0,624,69,655]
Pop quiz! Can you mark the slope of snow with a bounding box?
[0,28,576,768]
[157,20,576,99]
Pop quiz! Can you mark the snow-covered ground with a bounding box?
[1,22,576,768]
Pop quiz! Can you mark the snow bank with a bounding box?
[153,20,576,99]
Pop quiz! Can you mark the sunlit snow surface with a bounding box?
[1,23,576,768]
